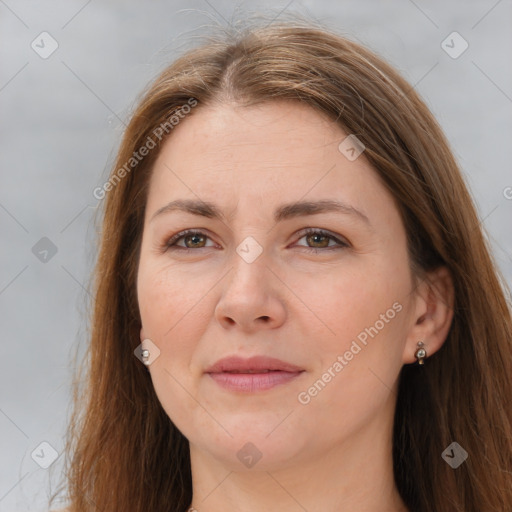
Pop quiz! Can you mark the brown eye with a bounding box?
[163,228,349,253]
[182,233,207,248]
[305,232,330,248]
[164,230,213,251]
[295,229,349,252]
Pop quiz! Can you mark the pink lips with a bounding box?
[205,355,305,392]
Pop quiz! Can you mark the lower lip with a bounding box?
[207,371,303,392]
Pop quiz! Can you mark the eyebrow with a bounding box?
[150,198,371,225]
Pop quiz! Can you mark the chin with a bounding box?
[188,420,310,471]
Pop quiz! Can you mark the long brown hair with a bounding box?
[50,18,512,512]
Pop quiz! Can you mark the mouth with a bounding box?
[223,369,273,373]
[205,355,305,392]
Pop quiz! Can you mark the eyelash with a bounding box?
[163,228,349,253]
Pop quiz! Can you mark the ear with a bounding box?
[140,327,146,342]
[402,266,454,364]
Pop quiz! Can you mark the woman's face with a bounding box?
[137,100,420,471]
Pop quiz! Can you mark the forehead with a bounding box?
[145,101,390,223]
[159,101,337,166]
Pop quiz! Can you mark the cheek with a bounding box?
[292,256,408,346]
[293,261,410,416]
[137,264,211,430]
[139,258,202,327]
[137,263,204,361]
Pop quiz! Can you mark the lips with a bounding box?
[205,355,305,392]
[205,355,304,374]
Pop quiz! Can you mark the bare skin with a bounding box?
[136,100,453,512]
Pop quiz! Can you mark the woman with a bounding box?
[51,20,512,512]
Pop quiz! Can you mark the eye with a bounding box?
[163,229,215,251]
[163,228,349,253]
[294,228,349,252]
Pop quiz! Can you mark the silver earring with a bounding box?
[141,349,151,366]
[415,341,427,365]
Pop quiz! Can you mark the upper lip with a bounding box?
[205,355,304,374]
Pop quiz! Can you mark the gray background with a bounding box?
[1,1,511,510]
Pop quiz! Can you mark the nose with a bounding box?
[214,250,287,333]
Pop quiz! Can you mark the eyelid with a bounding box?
[163,229,217,250]
[163,227,350,252]
[295,227,350,248]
